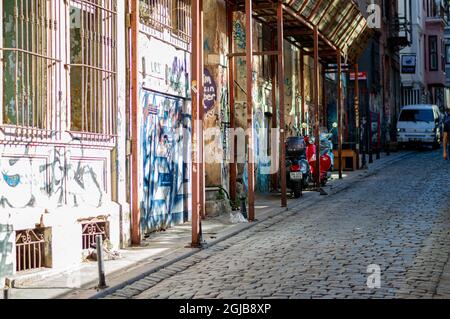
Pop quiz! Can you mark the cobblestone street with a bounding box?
[104,150,450,299]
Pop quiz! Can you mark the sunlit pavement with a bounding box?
[100,149,450,299]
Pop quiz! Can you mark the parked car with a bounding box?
[396,104,443,149]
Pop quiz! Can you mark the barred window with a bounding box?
[69,0,117,136]
[140,0,191,42]
[1,0,61,130]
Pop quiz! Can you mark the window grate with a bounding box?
[140,0,192,43]
[69,0,117,136]
[81,221,109,250]
[15,228,47,272]
[1,0,62,132]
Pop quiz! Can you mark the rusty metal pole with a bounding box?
[227,3,237,205]
[354,63,361,169]
[130,0,140,245]
[313,26,320,188]
[322,64,327,129]
[300,50,305,136]
[337,51,343,179]
[191,0,203,247]
[199,0,206,220]
[245,0,256,221]
[271,32,279,192]
[277,1,287,208]
[296,50,301,132]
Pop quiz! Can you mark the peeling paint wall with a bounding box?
[204,0,229,189]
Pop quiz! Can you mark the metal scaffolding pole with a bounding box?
[191,0,204,247]
[271,32,278,192]
[322,64,327,128]
[227,3,237,205]
[296,50,301,131]
[337,50,343,179]
[200,0,206,220]
[277,1,287,208]
[313,25,320,188]
[300,50,305,136]
[354,63,361,169]
[130,0,140,245]
[246,0,256,221]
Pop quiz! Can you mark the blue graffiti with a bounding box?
[233,20,246,50]
[166,57,186,96]
[2,173,20,188]
[140,90,191,234]
[254,112,270,194]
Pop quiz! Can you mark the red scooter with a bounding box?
[304,135,332,186]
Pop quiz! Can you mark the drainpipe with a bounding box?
[130,0,140,245]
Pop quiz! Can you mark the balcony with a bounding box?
[387,15,411,49]
[139,0,192,43]
[425,0,449,25]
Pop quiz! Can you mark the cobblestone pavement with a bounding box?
[105,150,450,299]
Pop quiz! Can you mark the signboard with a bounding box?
[350,72,368,81]
[204,68,217,113]
[325,63,350,70]
[401,54,416,74]
[140,34,190,98]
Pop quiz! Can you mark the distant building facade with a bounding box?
[400,0,449,110]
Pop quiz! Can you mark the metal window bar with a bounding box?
[69,0,117,137]
[15,228,46,272]
[0,0,61,134]
[140,0,191,42]
[81,221,109,250]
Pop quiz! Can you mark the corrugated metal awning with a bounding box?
[234,0,372,62]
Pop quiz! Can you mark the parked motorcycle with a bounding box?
[320,133,334,179]
[305,134,333,187]
[285,136,310,198]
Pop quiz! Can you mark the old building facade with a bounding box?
[353,0,406,155]
[0,0,128,285]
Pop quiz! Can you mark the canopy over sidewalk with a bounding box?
[232,0,372,63]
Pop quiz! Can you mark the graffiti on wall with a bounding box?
[254,109,270,194]
[140,90,191,234]
[204,68,217,114]
[233,19,246,50]
[0,145,106,210]
[67,157,104,208]
[166,57,186,96]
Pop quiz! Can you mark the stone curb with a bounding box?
[88,152,413,299]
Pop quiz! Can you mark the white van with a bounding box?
[397,104,442,149]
